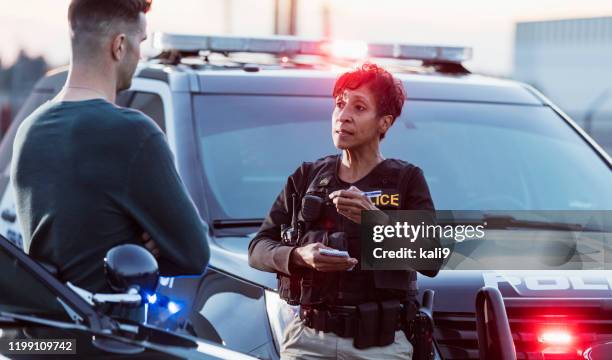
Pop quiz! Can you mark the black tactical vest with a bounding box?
[278,155,418,306]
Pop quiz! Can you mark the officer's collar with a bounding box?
[333,154,391,186]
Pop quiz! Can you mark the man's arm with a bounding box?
[123,133,210,276]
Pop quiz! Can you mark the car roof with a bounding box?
[192,68,541,105]
[34,63,542,106]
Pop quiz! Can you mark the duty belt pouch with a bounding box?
[354,302,380,349]
[310,308,327,331]
[378,300,401,346]
[299,271,320,305]
[277,273,301,306]
[300,268,338,305]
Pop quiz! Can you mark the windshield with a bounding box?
[194,95,612,220]
[0,243,72,321]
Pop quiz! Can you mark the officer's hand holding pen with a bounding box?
[291,242,358,272]
[329,185,379,224]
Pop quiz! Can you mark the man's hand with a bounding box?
[291,242,357,272]
[140,232,160,258]
[329,186,378,224]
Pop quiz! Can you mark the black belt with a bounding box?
[299,302,416,338]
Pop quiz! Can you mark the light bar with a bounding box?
[368,43,472,62]
[153,32,319,56]
[152,32,472,63]
[325,40,369,59]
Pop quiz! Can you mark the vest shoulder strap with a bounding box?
[300,154,338,191]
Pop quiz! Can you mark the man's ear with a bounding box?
[379,115,394,136]
[111,33,127,61]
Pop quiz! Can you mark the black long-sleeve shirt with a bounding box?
[249,156,436,278]
[11,99,210,292]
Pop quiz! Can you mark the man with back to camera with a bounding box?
[249,63,441,359]
[11,0,210,293]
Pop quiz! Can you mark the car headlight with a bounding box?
[264,289,299,352]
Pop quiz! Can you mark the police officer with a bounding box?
[248,63,437,359]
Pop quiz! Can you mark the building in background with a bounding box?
[0,51,47,138]
[514,16,612,154]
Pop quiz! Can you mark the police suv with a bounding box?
[0,33,610,360]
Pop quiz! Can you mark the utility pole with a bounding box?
[274,0,297,35]
[224,0,233,34]
[322,0,332,39]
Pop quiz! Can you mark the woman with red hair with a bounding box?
[249,63,435,359]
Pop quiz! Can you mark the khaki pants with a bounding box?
[281,316,413,360]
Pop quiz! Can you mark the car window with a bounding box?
[0,241,71,321]
[194,95,612,220]
[129,92,166,132]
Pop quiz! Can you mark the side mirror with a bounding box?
[67,244,159,308]
[105,244,159,295]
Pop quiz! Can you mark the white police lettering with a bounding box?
[569,276,609,290]
[524,276,569,291]
[482,272,612,294]
[482,273,522,288]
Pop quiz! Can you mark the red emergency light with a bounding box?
[538,326,581,359]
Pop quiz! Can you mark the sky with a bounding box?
[1,0,612,76]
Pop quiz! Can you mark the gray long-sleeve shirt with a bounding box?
[11,99,210,292]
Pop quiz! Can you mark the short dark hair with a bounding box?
[68,0,151,45]
[332,63,406,138]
